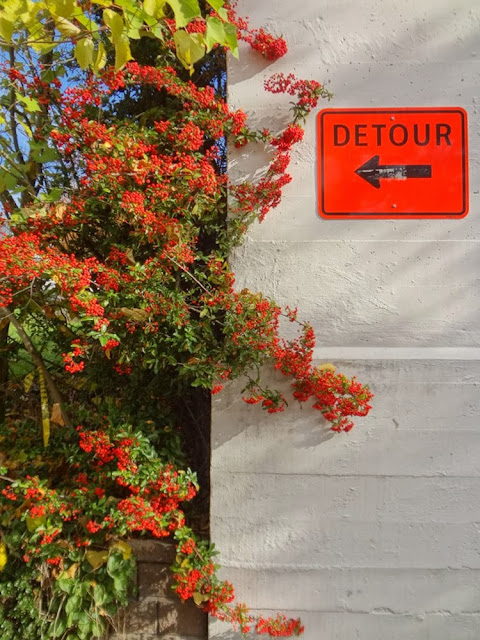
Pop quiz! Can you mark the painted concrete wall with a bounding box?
[211,1,480,639]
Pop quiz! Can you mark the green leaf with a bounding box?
[126,24,141,38]
[51,614,67,638]
[205,15,225,52]
[76,612,91,639]
[103,8,124,41]
[93,41,107,73]
[113,576,127,598]
[92,619,105,637]
[75,37,94,69]
[36,147,59,163]
[0,15,14,42]
[173,29,205,72]
[15,93,42,112]
[65,594,82,615]
[224,21,238,58]
[57,577,74,594]
[73,12,99,31]
[93,583,107,605]
[166,0,201,29]
[106,551,123,576]
[205,0,224,10]
[44,187,63,202]
[0,170,19,191]
[114,34,132,69]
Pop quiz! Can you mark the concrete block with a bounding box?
[129,540,176,564]
[137,563,172,600]
[157,600,207,638]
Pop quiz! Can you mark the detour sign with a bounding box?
[317,108,468,219]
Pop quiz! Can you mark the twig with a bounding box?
[166,256,212,296]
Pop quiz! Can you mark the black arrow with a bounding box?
[355,155,432,189]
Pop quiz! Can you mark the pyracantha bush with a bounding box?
[0,2,372,638]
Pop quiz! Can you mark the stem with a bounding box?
[0,306,71,428]
[166,256,212,296]
[0,319,9,424]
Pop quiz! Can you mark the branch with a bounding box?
[0,306,71,428]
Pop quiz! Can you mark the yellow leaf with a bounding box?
[26,515,46,532]
[0,15,14,42]
[37,367,50,448]
[114,34,132,70]
[0,541,7,571]
[193,591,208,605]
[110,541,132,560]
[86,550,108,569]
[103,8,124,41]
[93,41,107,73]
[23,370,35,393]
[317,363,336,373]
[50,403,65,426]
[75,37,94,69]
[173,30,206,73]
[54,15,81,37]
[64,562,79,578]
[143,0,165,18]
[50,0,75,18]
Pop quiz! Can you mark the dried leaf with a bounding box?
[118,307,149,322]
[50,403,65,426]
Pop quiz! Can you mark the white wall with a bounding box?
[211,1,480,639]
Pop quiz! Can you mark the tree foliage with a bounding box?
[0,2,372,638]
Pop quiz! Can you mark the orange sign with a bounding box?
[317,108,468,219]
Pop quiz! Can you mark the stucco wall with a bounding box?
[211,1,480,639]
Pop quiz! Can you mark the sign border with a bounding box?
[317,107,468,220]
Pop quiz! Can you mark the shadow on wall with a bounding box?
[211,1,480,634]
[212,368,335,450]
